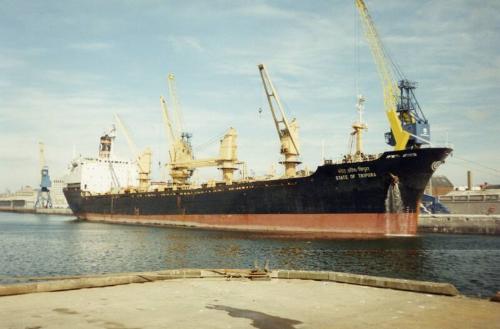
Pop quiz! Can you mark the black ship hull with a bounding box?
[64,147,452,236]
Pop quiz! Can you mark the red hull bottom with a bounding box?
[79,213,418,237]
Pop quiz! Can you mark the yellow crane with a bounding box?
[258,64,301,177]
[160,94,195,185]
[114,114,152,192]
[355,0,430,151]
[167,73,185,138]
[167,128,239,184]
[160,74,239,185]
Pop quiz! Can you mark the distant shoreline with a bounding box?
[0,207,73,216]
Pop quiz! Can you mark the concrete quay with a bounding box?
[419,214,500,235]
[0,269,498,329]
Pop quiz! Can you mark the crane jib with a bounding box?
[355,0,431,150]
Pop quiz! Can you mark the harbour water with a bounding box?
[0,212,499,297]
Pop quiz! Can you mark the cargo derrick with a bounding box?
[166,128,239,184]
[258,64,301,177]
[160,74,238,186]
[160,73,195,185]
[114,114,152,192]
[355,0,430,150]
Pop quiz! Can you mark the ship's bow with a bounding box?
[383,147,452,235]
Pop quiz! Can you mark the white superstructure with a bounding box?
[65,128,139,194]
[66,157,138,194]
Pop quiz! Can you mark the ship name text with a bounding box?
[336,166,377,181]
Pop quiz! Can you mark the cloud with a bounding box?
[0,54,26,69]
[43,69,105,85]
[0,80,11,88]
[231,2,302,20]
[68,42,113,50]
[166,36,204,53]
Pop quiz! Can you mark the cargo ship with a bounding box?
[64,1,453,236]
[64,145,451,236]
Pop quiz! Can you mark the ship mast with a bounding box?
[258,64,300,178]
[351,94,368,161]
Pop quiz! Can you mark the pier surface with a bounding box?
[0,270,498,329]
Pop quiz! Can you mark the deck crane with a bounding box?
[114,114,152,192]
[167,73,186,140]
[35,142,52,208]
[355,0,430,150]
[258,64,300,177]
[167,127,239,184]
[160,76,238,185]
[160,95,195,185]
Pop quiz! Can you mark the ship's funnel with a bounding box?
[98,134,113,159]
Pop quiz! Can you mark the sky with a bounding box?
[1,0,500,191]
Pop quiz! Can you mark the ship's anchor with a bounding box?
[389,173,399,186]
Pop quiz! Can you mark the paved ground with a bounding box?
[1,278,499,329]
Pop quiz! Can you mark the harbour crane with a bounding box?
[160,74,238,185]
[35,142,52,208]
[355,0,430,150]
[114,114,152,192]
[258,64,300,177]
